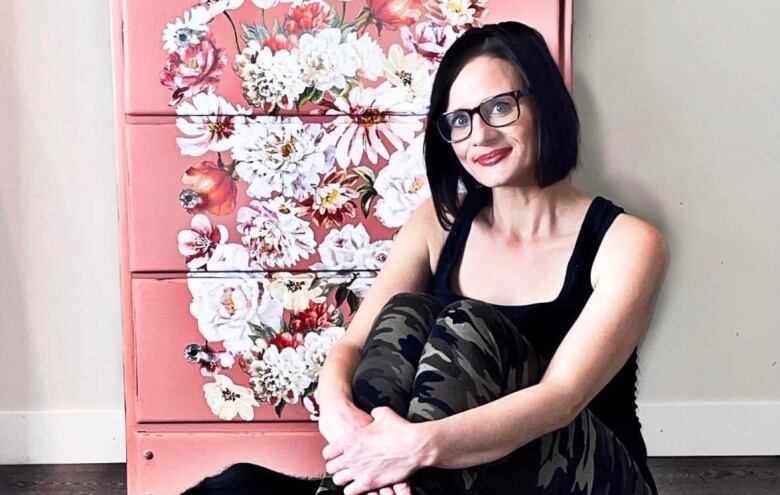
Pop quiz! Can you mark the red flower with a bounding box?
[289,302,337,333]
[270,332,305,349]
[181,161,237,216]
[160,33,227,106]
[284,1,334,35]
[264,32,299,52]
[367,0,422,31]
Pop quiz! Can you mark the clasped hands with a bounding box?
[321,405,433,495]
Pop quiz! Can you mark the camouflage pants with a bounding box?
[317,292,656,495]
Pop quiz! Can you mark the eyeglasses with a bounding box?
[435,88,532,143]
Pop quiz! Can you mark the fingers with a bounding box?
[379,487,394,495]
[332,468,355,487]
[393,482,412,494]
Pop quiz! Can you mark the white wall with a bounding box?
[0,0,777,463]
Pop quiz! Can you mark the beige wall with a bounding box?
[0,0,777,461]
[572,0,780,401]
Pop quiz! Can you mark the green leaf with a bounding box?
[353,165,376,184]
[334,284,348,308]
[346,290,360,314]
[360,191,376,218]
[241,23,268,43]
[356,183,375,194]
[273,18,283,36]
[274,400,286,418]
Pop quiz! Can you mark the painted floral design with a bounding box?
[158,0,490,420]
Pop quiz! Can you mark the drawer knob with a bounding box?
[179,189,202,209]
[144,450,154,460]
[184,343,204,363]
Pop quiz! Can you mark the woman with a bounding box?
[186,21,668,495]
[314,21,668,495]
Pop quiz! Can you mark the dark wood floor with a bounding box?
[0,457,778,494]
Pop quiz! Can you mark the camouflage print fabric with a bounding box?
[317,292,655,495]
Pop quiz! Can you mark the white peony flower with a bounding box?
[248,345,312,405]
[203,374,259,421]
[383,44,431,112]
[267,272,326,312]
[235,42,306,112]
[162,6,211,53]
[297,28,360,92]
[236,197,317,268]
[373,135,431,227]
[187,268,283,353]
[177,214,230,269]
[316,223,371,269]
[354,240,393,270]
[344,31,385,81]
[232,117,334,199]
[176,91,252,156]
[324,82,422,168]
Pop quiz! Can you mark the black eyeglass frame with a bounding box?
[435,88,532,144]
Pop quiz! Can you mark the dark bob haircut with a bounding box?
[424,21,580,230]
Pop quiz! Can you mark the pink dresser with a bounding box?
[108,1,573,492]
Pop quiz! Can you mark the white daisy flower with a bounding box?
[373,135,430,227]
[175,91,252,156]
[267,272,326,312]
[203,374,259,421]
[383,44,432,112]
[236,197,317,268]
[232,117,334,199]
[324,82,422,168]
[235,42,306,112]
[297,28,360,92]
[162,6,211,53]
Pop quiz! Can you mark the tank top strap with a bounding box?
[569,196,626,291]
[431,187,489,290]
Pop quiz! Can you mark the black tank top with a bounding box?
[430,187,656,493]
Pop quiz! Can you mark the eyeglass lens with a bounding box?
[439,93,520,142]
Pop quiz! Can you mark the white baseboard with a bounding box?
[639,401,780,456]
[0,402,778,464]
[0,410,125,464]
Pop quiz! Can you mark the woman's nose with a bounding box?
[469,113,495,144]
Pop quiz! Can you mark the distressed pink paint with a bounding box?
[110,1,574,493]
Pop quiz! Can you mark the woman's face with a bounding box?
[445,55,538,188]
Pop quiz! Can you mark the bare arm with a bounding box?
[317,197,443,408]
[419,215,671,470]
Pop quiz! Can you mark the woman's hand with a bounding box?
[318,399,412,494]
[322,406,436,495]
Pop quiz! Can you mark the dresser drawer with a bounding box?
[130,426,326,494]
[118,0,569,115]
[124,117,425,272]
[133,271,375,423]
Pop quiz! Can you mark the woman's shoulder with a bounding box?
[592,201,670,288]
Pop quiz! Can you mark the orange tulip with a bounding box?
[181,160,237,216]
[367,0,422,31]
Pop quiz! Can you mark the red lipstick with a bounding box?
[476,147,511,167]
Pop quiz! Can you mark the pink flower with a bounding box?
[178,214,229,269]
[181,161,237,216]
[367,0,422,31]
[160,33,228,106]
[284,1,334,35]
[400,21,457,65]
